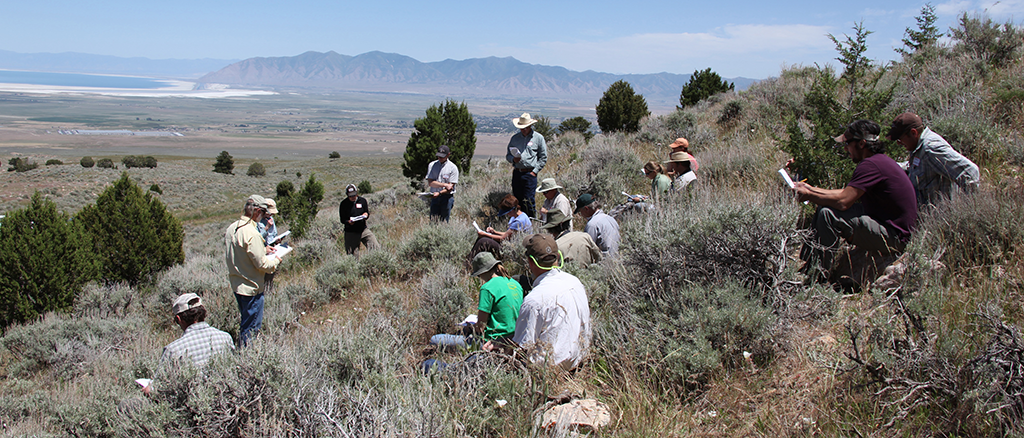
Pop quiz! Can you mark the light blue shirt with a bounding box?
[506,130,548,173]
[584,210,620,257]
[905,127,980,205]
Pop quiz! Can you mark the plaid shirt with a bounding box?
[158,322,234,371]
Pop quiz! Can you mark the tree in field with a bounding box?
[531,115,554,138]
[275,180,295,223]
[898,3,941,55]
[80,156,95,168]
[214,151,234,174]
[596,80,650,133]
[0,193,100,328]
[247,162,266,177]
[401,99,477,183]
[77,172,184,285]
[557,116,594,142]
[679,68,735,108]
[290,174,324,238]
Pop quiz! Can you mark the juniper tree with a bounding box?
[596,80,650,133]
[214,151,234,174]
[77,172,184,285]
[899,3,941,55]
[290,174,324,238]
[557,116,594,142]
[679,68,735,108]
[0,193,100,327]
[401,99,477,184]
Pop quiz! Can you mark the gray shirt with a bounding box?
[584,210,620,257]
[905,128,979,205]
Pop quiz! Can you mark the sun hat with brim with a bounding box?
[470,252,502,277]
[172,293,203,315]
[512,113,538,129]
[663,151,695,164]
[265,199,279,215]
[536,178,562,193]
[541,210,570,230]
[574,193,595,214]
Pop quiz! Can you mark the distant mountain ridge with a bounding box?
[199,51,758,105]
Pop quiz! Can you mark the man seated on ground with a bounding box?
[537,178,572,229]
[510,234,592,371]
[574,194,620,258]
[143,293,234,394]
[793,119,918,278]
[885,112,980,206]
[541,210,602,265]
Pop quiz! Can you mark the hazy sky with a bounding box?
[2,0,1021,78]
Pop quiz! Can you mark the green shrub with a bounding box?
[80,156,95,168]
[275,180,295,222]
[313,256,361,300]
[77,172,184,285]
[557,116,594,142]
[6,157,38,172]
[279,238,335,273]
[97,158,115,169]
[122,155,157,168]
[401,99,477,182]
[149,183,162,194]
[357,179,373,194]
[246,162,266,177]
[213,150,233,174]
[717,100,744,126]
[329,151,341,159]
[45,159,62,166]
[679,67,735,108]
[596,80,650,133]
[289,174,324,239]
[0,193,100,327]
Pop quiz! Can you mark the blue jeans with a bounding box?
[235,293,264,347]
[511,169,537,218]
[429,194,454,222]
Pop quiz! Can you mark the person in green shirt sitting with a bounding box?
[428,252,524,350]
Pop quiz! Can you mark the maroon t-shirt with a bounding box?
[847,154,918,242]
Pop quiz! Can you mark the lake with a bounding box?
[0,70,170,89]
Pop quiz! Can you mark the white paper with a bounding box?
[508,146,521,158]
[472,221,484,233]
[135,378,152,388]
[349,213,367,222]
[778,168,795,188]
[416,192,433,199]
[460,314,478,326]
[272,245,293,259]
[269,230,290,245]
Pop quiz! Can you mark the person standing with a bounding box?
[885,112,980,206]
[537,178,572,230]
[426,145,459,221]
[506,113,547,218]
[794,119,918,277]
[574,194,620,258]
[511,234,592,371]
[339,184,379,256]
[225,195,281,346]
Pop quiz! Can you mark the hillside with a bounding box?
[0,12,1023,437]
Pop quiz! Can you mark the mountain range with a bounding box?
[0,50,757,105]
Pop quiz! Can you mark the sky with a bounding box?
[1,0,1022,79]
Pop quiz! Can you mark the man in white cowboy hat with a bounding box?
[506,112,548,218]
[537,177,572,230]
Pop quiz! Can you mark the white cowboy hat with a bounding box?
[512,113,538,129]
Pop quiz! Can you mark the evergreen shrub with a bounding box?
[80,156,95,168]
[0,193,99,327]
[97,158,115,169]
[246,162,265,177]
[45,159,62,166]
[77,173,184,285]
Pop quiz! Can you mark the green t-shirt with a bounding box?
[652,173,671,198]
[478,276,524,340]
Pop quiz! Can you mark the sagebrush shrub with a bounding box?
[247,162,266,177]
[415,263,472,336]
[400,222,473,267]
[78,172,184,285]
[0,192,99,327]
[314,255,361,300]
[913,187,1024,269]
[358,249,398,278]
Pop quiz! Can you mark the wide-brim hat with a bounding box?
[512,113,538,129]
[247,194,269,210]
[541,210,570,230]
[470,252,501,277]
[265,198,279,214]
[663,151,695,164]
[536,178,562,193]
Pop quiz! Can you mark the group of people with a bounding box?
[793,112,979,278]
[148,108,979,390]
